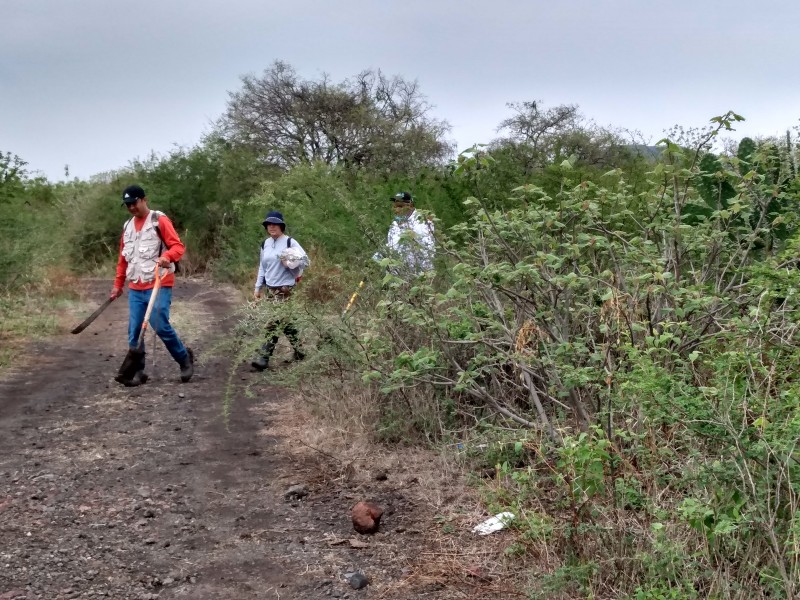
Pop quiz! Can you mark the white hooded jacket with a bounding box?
[384,209,435,275]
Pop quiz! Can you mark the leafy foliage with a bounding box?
[356,112,800,597]
[0,152,62,289]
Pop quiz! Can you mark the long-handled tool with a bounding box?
[117,268,162,382]
[341,280,365,318]
[71,297,116,334]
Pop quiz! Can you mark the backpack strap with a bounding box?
[151,211,167,253]
[122,212,161,237]
[150,211,181,272]
[262,236,292,250]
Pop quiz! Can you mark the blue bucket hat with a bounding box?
[262,210,286,227]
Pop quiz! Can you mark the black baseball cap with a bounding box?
[391,191,413,203]
[122,185,146,206]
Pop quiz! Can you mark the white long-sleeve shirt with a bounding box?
[384,210,435,275]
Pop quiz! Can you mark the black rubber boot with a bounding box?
[250,355,269,371]
[179,348,194,383]
[116,352,146,386]
[124,370,148,387]
[251,340,276,371]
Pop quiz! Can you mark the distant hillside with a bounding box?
[625,144,663,160]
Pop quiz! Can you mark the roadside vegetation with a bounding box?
[3,60,800,598]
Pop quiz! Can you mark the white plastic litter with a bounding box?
[472,511,515,535]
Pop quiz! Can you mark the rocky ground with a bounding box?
[0,279,520,600]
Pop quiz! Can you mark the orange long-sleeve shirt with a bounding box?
[113,211,185,290]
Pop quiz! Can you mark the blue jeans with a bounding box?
[128,286,188,366]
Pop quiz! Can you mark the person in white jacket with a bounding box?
[374,191,435,277]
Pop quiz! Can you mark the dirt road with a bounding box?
[0,279,512,600]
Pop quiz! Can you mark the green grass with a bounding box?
[0,292,81,370]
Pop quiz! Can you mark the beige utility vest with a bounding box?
[121,211,174,284]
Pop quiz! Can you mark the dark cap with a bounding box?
[262,210,286,227]
[391,191,413,203]
[122,185,146,205]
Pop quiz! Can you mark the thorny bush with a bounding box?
[359,114,800,597]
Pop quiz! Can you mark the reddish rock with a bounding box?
[351,501,383,534]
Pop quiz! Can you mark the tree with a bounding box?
[492,100,631,174]
[217,61,453,173]
[0,151,27,204]
[496,100,580,153]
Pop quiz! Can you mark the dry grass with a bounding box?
[252,339,541,596]
[0,267,89,371]
[258,386,537,598]
[378,529,529,599]
[296,261,348,306]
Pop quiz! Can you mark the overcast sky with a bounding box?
[3,0,798,182]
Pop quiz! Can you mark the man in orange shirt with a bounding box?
[110,185,193,386]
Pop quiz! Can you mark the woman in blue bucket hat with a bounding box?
[251,210,309,371]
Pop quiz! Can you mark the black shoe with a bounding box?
[120,370,148,387]
[251,356,269,371]
[180,348,194,383]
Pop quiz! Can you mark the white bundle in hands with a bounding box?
[280,247,309,270]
